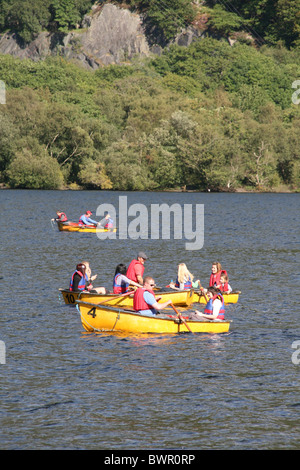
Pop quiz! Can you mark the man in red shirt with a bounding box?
[126,252,148,285]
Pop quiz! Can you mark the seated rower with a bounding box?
[69,263,89,293]
[78,210,99,227]
[217,272,232,294]
[133,276,173,317]
[170,263,200,290]
[103,213,114,231]
[113,263,142,294]
[69,263,106,294]
[194,287,225,320]
[51,210,70,225]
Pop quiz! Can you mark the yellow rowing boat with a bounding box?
[59,288,194,307]
[192,291,240,304]
[76,301,231,334]
[56,221,117,233]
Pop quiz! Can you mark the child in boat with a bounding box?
[194,287,225,320]
[170,263,201,290]
[113,263,142,294]
[217,272,232,294]
[209,262,228,287]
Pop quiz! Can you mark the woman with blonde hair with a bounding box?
[82,261,106,294]
[171,263,201,290]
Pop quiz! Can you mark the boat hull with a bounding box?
[59,288,194,307]
[77,301,231,335]
[57,221,116,233]
[192,291,240,304]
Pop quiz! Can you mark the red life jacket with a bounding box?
[204,294,225,320]
[104,218,113,229]
[78,215,86,226]
[133,288,156,311]
[60,212,68,222]
[209,269,227,287]
[219,282,229,292]
[126,259,144,283]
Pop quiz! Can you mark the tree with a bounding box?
[6,148,64,189]
[3,0,51,43]
[244,141,276,188]
[50,0,82,32]
[207,4,245,36]
[122,0,196,44]
[0,111,18,178]
[78,158,112,189]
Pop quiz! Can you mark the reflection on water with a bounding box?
[0,190,300,450]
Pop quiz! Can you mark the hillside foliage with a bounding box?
[0,1,299,191]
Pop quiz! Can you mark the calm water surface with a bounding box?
[0,190,299,450]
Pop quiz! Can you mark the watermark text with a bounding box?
[0,80,6,104]
[0,341,6,364]
[292,80,300,105]
[291,340,300,365]
[96,196,204,250]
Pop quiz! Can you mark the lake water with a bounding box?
[0,190,299,450]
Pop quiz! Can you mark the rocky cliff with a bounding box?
[0,3,205,69]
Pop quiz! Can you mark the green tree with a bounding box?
[0,111,18,179]
[78,158,112,189]
[6,148,64,189]
[3,0,51,43]
[118,0,196,44]
[206,0,300,48]
[207,4,245,36]
[50,0,82,32]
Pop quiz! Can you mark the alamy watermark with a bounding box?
[292,80,300,105]
[95,196,204,250]
[0,80,6,104]
[0,341,5,364]
[291,340,300,365]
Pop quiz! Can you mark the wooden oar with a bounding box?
[96,290,134,306]
[170,303,193,334]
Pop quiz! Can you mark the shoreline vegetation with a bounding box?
[0,183,297,193]
[0,1,299,193]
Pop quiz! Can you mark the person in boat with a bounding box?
[133,276,173,317]
[69,263,106,294]
[209,262,227,287]
[51,210,69,225]
[170,263,201,290]
[82,261,106,294]
[113,263,142,294]
[103,212,114,231]
[194,287,225,320]
[69,263,90,292]
[217,272,232,294]
[126,252,148,285]
[78,210,99,227]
